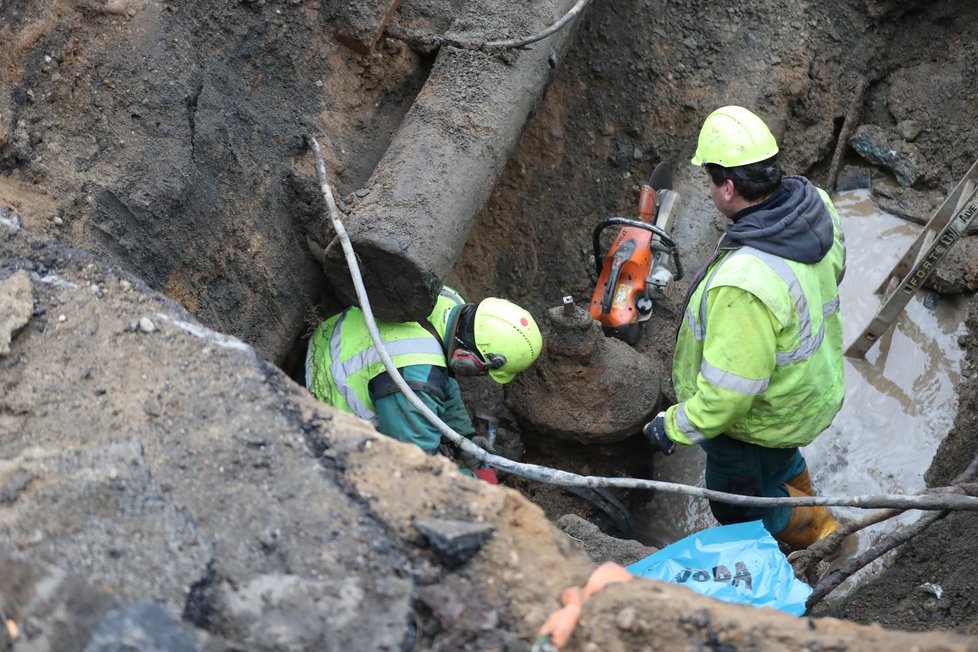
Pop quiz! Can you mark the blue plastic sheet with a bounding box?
[625,520,812,615]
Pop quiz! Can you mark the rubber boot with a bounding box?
[775,485,841,551]
[786,468,814,496]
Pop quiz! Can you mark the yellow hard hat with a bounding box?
[691,106,779,167]
[473,298,542,384]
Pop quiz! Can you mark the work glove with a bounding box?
[457,435,494,471]
[458,435,499,485]
[643,412,675,455]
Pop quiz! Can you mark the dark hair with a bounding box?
[705,156,783,202]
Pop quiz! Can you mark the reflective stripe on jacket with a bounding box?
[305,287,465,424]
[666,191,845,448]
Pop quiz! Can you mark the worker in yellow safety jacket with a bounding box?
[642,106,846,550]
[305,286,542,484]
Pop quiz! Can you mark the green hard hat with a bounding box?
[473,298,542,384]
[691,106,779,167]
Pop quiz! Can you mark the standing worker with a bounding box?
[643,105,846,550]
[305,286,542,484]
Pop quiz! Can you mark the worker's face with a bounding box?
[707,175,737,218]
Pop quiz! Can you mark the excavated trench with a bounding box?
[276,0,978,619]
[285,154,970,614]
[4,0,978,640]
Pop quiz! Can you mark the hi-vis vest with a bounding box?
[667,189,846,448]
[305,287,465,425]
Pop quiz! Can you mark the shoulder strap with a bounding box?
[368,367,449,402]
[421,318,448,355]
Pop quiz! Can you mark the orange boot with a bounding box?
[775,485,840,551]
[786,468,814,496]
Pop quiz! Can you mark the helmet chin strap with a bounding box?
[447,304,477,353]
[444,304,479,376]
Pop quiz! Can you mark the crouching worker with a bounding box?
[305,286,542,483]
[643,106,845,550]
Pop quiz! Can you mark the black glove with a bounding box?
[643,413,675,455]
[458,435,495,471]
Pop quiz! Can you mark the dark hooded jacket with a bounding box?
[721,176,837,264]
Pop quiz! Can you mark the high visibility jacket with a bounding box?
[305,287,465,426]
[665,181,846,448]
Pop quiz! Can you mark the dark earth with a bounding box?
[2,0,978,649]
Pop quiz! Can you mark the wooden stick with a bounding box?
[826,76,866,191]
[802,451,978,609]
[806,509,944,609]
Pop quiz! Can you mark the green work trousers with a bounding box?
[701,434,807,535]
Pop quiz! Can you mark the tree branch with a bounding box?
[801,450,978,610]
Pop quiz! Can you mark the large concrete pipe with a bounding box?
[323,0,585,322]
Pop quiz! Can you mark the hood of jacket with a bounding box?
[720,175,834,264]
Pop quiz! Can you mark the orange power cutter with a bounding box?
[588,161,683,345]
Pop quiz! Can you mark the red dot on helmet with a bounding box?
[520,317,529,326]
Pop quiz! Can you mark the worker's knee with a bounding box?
[707,474,792,535]
[709,499,750,525]
[708,474,760,524]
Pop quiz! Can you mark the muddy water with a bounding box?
[633,189,966,598]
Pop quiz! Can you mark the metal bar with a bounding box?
[846,159,978,358]
[872,162,978,295]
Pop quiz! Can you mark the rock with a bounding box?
[615,605,637,630]
[555,514,657,567]
[0,548,205,652]
[871,179,943,225]
[215,573,413,652]
[85,603,205,652]
[143,396,163,417]
[332,0,401,54]
[836,165,872,191]
[897,119,923,141]
[0,270,33,357]
[925,235,978,293]
[0,469,35,505]
[850,124,925,187]
[414,518,495,569]
[0,207,21,229]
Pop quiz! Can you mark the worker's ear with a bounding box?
[719,178,737,202]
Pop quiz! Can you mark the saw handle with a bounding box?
[591,217,676,276]
[651,240,684,281]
